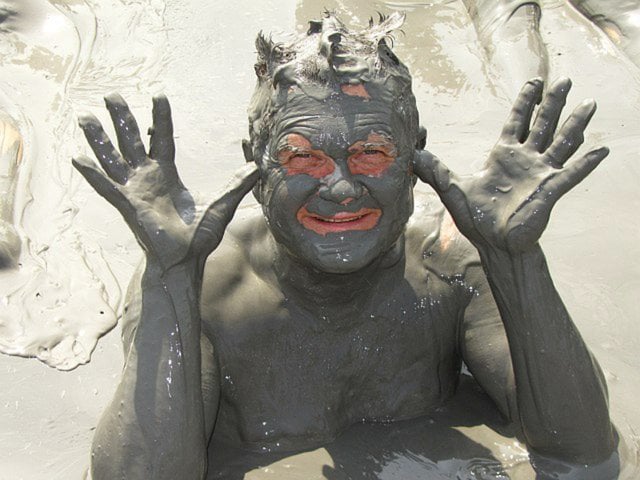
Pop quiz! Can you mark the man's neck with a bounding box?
[270,234,407,319]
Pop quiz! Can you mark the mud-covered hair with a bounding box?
[247,12,420,159]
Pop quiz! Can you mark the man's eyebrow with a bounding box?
[363,140,395,148]
[277,143,311,153]
[351,138,398,153]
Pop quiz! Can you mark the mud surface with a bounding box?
[0,0,638,478]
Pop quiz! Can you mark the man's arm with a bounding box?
[91,258,209,479]
[460,254,615,463]
[413,77,616,466]
[457,260,517,422]
[73,94,257,479]
[476,244,613,462]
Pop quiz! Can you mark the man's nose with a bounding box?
[318,168,363,204]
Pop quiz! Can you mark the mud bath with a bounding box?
[0,0,638,479]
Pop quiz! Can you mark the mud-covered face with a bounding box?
[258,87,416,273]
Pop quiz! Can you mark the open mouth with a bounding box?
[297,207,381,236]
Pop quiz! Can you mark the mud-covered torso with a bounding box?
[201,198,479,452]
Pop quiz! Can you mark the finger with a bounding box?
[500,78,544,143]
[78,113,130,184]
[149,94,175,165]
[544,99,596,167]
[191,163,259,256]
[73,156,150,249]
[526,77,571,152]
[104,93,147,167]
[72,155,131,211]
[544,147,608,201]
[411,150,454,194]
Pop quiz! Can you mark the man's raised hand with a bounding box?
[73,94,258,269]
[412,78,608,254]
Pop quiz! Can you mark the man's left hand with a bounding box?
[412,77,609,254]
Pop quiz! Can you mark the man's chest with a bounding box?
[208,281,465,450]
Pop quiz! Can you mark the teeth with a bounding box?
[317,214,364,223]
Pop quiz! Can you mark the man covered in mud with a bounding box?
[74,13,618,479]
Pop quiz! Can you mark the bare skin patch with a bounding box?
[439,212,458,252]
[278,134,335,178]
[341,83,371,99]
[348,133,397,177]
[296,205,381,236]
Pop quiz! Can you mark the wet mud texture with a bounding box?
[0,0,639,479]
[208,376,532,479]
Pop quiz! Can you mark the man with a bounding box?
[569,0,640,66]
[74,12,617,479]
[0,113,21,268]
[462,0,549,99]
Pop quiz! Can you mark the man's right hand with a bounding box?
[73,93,258,270]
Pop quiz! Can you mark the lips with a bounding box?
[297,206,381,235]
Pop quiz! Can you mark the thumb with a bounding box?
[72,155,134,217]
[411,150,455,194]
[191,163,259,256]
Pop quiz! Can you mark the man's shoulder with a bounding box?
[405,189,481,282]
[200,206,281,326]
[201,205,271,297]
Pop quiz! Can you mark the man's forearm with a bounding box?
[478,244,615,463]
[91,258,207,480]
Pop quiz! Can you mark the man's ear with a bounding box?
[411,170,418,186]
[416,126,427,150]
[242,139,264,203]
[242,139,254,163]
[411,127,427,187]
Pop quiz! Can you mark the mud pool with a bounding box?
[0,0,638,478]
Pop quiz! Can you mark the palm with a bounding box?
[113,158,195,263]
[413,78,608,254]
[73,94,257,268]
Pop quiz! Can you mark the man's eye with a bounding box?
[363,149,383,155]
[354,150,390,164]
[286,154,325,170]
[289,153,318,164]
[348,150,394,176]
[280,152,335,178]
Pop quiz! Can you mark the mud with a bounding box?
[0,0,638,479]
